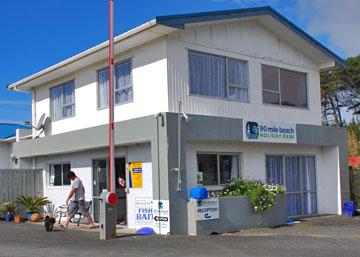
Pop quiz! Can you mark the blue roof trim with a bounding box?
[0,123,30,140]
[156,6,346,68]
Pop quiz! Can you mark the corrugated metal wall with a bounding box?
[0,169,43,216]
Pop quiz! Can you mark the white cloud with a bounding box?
[297,0,360,57]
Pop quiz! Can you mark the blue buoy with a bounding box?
[136,227,156,235]
[190,187,208,199]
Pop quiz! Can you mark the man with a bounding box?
[62,171,96,229]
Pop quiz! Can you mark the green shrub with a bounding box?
[16,195,50,213]
[209,178,286,213]
[0,201,17,214]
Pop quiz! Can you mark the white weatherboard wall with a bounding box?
[0,142,11,168]
[167,19,322,126]
[186,141,341,214]
[34,143,153,229]
[34,39,169,136]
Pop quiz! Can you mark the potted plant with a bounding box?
[0,201,17,222]
[16,195,50,221]
[14,215,25,223]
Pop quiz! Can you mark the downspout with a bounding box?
[32,89,37,139]
[32,90,37,169]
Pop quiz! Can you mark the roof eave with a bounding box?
[7,19,171,92]
[156,6,346,69]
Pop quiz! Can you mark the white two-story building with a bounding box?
[8,7,349,234]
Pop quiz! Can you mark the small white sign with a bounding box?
[135,198,153,226]
[153,200,170,234]
[197,198,219,220]
[243,120,297,144]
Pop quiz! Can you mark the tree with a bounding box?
[321,55,360,125]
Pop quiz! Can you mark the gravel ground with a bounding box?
[0,215,359,257]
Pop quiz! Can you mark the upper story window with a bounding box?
[262,65,308,108]
[189,51,248,102]
[98,59,133,109]
[50,80,75,121]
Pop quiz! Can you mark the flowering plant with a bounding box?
[209,178,286,213]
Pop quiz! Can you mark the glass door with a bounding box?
[92,159,107,223]
[266,155,317,216]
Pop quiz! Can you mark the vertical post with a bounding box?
[177,101,182,192]
[108,0,115,194]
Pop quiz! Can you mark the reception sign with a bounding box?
[243,120,297,144]
[196,198,219,220]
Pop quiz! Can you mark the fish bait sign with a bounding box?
[135,198,153,226]
[243,120,297,144]
[197,198,219,221]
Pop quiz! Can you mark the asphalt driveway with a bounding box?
[0,215,359,257]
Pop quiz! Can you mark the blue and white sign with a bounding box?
[197,198,219,221]
[135,198,153,226]
[243,120,297,144]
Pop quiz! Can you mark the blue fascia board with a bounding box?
[156,6,347,68]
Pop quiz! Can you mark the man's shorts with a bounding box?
[68,200,90,218]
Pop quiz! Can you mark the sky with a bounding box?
[0,0,359,124]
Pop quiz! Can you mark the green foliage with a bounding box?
[348,121,360,156]
[209,178,286,213]
[0,201,17,214]
[16,195,50,213]
[321,55,360,125]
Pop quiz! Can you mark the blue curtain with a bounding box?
[189,51,226,98]
[98,68,109,108]
[285,156,302,216]
[227,58,248,102]
[115,60,132,103]
[301,156,317,214]
[266,155,283,185]
[50,86,62,121]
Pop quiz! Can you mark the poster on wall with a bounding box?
[128,161,143,188]
[135,198,154,226]
[153,200,170,235]
[243,120,297,144]
[196,198,219,220]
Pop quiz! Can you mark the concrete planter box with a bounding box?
[188,194,286,235]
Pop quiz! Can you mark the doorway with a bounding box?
[266,155,317,216]
[92,157,127,223]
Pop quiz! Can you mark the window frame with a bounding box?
[188,50,249,103]
[50,80,76,121]
[48,163,72,187]
[96,58,133,110]
[196,152,242,188]
[261,64,308,109]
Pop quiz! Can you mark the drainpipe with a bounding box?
[32,90,37,139]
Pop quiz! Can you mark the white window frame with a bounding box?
[261,64,308,109]
[188,50,249,102]
[50,80,75,121]
[97,58,133,109]
[196,152,242,188]
[48,163,71,187]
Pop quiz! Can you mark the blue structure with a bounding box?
[343,201,356,216]
[0,123,29,140]
[190,187,208,199]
